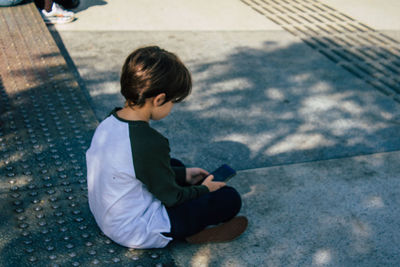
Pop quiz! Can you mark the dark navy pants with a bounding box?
[165,159,242,239]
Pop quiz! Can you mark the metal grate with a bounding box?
[0,3,175,266]
[241,0,400,103]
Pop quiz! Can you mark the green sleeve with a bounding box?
[171,166,187,186]
[129,123,209,207]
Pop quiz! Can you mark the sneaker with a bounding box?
[185,216,248,244]
[41,2,75,24]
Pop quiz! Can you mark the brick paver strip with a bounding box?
[241,0,400,103]
[0,3,175,266]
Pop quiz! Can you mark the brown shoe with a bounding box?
[185,216,248,244]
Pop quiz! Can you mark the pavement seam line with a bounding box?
[236,149,400,173]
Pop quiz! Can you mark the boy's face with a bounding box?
[150,100,174,121]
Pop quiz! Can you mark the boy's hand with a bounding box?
[186,168,209,185]
[201,175,226,192]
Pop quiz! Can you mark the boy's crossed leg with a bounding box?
[165,186,247,243]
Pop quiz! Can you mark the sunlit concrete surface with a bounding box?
[323,0,400,40]
[53,0,280,31]
[324,0,400,30]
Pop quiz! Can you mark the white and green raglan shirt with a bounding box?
[86,108,209,249]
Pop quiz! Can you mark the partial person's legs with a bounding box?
[166,186,243,240]
[39,0,75,24]
[43,0,52,12]
[34,0,52,11]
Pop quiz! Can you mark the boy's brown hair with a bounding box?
[120,46,192,107]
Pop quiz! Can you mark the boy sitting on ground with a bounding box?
[86,46,248,249]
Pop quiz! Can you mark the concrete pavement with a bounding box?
[324,0,400,30]
[173,150,400,266]
[53,0,280,31]
[52,0,400,266]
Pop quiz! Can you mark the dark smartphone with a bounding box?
[207,164,236,182]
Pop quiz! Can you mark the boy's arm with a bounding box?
[130,124,209,207]
[171,166,187,186]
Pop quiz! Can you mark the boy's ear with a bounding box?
[153,93,166,107]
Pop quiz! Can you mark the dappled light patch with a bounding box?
[313,249,332,265]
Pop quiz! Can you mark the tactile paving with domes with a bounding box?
[0,3,175,266]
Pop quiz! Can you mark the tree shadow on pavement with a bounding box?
[55,31,400,170]
[151,40,400,265]
[151,40,400,171]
